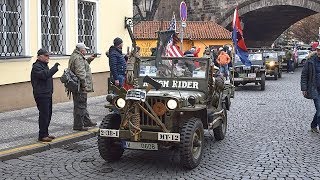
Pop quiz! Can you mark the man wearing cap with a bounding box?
[301,45,320,133]
[68,43,97,131]
[31,48,60,142]
[108,37,126,87]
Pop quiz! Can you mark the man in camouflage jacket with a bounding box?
[69,43,97,131]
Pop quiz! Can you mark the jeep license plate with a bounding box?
[158,133,180,142]
[248,73,256,78]
[123,141,158,151]
[100,129,119,137]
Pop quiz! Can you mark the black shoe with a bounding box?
[84,122,97,127]
[73,127,89,131]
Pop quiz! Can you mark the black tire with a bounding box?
[213,109,227,140]
[260,73,265,91]
[98,114,124,162]
[278,69,282,78]
[179,118,204,169]
[274,73,278,80]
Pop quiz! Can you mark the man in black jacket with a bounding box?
[301,45,320,133]
[31,48,59,142]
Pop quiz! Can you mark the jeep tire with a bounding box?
[179,118,204,169]
[274,68,278,80]
[260,73,266,91]
[213,109,227,140]
[98,114,124,162]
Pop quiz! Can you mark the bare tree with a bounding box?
[287,13,320,44]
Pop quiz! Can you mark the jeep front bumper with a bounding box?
[100,129,180,142]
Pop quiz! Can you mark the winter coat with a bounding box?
[31,60,58,98]
[68,49,94,93]
[108,46,126,82]
[301,55,319,99]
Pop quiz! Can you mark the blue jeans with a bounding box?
[220,65,229,77]
[312,97,320,128]
[287,60,293,72]
[118,75,125,87]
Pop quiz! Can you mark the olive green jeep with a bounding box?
[98,57,233,169]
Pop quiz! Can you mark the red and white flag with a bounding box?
[165,13,183,57]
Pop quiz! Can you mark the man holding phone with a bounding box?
[68,43,97,131]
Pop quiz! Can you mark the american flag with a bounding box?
[165,14,183,57]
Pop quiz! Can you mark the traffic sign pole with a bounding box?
[180,1,187,52]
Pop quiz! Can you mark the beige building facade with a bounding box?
[0,0,133,111]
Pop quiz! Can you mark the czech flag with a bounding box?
[232,8,251,66]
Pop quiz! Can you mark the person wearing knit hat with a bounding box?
[108,37,126,87]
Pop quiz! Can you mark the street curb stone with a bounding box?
[0,128,98,161]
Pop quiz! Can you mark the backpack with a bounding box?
[60,68,80,93]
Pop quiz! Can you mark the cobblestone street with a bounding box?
[1,69,320,180]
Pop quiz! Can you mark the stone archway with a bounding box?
[219,0,320,47]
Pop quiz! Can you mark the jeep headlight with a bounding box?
[167,99,178,110]
[115,98,126,109]
[269,61,275,67]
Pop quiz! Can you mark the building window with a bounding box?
[41,0,64,55]
[78,1,96,54]
[0,0,23,57]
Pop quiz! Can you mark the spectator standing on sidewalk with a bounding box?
[108,37,127,87]
[31,48,59,142]
[69,43,97,131]
[301,45,320,133]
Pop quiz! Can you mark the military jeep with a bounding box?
[98,57,232,169]
[263,51,282,80]
[230,52,266,91]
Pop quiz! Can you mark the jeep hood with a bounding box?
[146,89,206,101]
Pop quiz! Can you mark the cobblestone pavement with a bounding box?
[1,69,320,180]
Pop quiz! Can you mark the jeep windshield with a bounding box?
[139,58,208,79]
[248,53,263,61]
[263,52,278,61]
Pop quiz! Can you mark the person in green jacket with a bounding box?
[68,43,97,131]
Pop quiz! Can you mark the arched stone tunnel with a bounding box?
[219,0,320,47]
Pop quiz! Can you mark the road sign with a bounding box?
[180,1,187,22]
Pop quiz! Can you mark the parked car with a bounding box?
[297,50,310,66]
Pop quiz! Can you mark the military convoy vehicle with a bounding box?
[230,52,266,91]
[263,51,282,80]
[98,56,233,169]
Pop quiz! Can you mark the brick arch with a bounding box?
[218,0,320,47]
[219,0,320,27]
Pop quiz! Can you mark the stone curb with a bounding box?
[0,128,99,161]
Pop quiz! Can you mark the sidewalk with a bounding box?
[0,96,108,161]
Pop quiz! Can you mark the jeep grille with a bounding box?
[140,97,166,128]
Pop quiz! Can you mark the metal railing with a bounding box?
[41,0,64,55]
[0,0,23,57]
[78,1,95,54]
